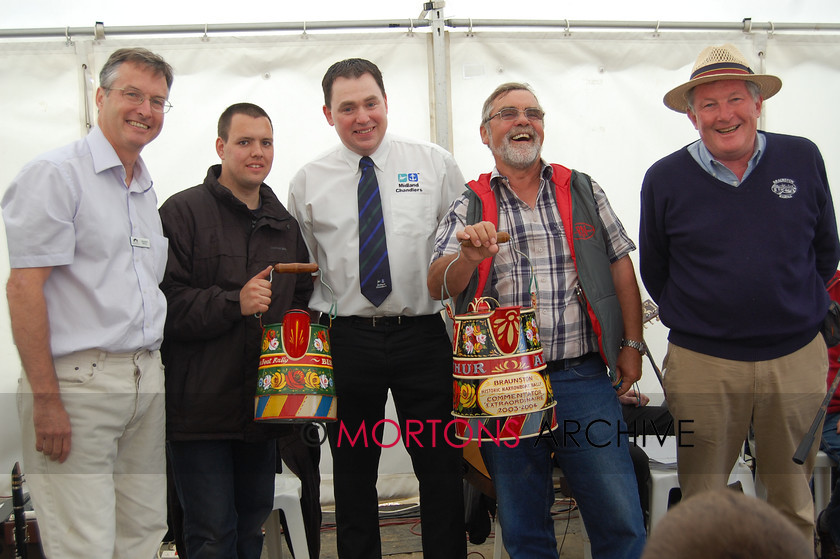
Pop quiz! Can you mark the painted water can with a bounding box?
[255,309,337,422]
[450,299,556,441]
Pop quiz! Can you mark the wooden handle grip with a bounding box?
[273,262,319,274]
[460,231,510,248]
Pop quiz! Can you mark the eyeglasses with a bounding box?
[107,87,172,114]
[483,107,545,124]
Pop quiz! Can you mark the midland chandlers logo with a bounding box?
[396,172,422,193]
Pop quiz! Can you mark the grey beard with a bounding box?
[488,127,542,169]
[496,138,541,169]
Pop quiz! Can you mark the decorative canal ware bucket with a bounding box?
[448,298,556,441]
[254,263,337,422]
[443,235,557,441]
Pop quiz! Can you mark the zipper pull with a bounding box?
[574,283,585,306]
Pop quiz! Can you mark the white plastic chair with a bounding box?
[648,455,755,531]
[814,450,838,520]
[263,464,311,559]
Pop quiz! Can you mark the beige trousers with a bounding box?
[663,334,827,540]
[18,349,167,559]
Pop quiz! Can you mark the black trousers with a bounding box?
[324,314,466,559]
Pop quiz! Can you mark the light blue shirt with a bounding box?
[687,131,766,186]
[2,127,168,357]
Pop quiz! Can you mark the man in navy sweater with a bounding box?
[639,43,840,540]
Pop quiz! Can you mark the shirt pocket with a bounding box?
[390,191,432,236]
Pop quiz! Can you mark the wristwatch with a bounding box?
[621,338,647,355]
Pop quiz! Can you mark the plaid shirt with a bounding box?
[431,162,636,362]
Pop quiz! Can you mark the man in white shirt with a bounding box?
[2,48,173,558]
[288,58,467,559]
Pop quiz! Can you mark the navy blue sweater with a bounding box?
[640,132,840,361]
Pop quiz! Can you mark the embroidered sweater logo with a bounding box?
[771,178,797,199]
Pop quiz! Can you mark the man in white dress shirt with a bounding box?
[287,58,467,559]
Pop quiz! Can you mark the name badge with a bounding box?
[130,236,151,249]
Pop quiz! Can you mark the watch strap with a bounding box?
[621,338,647,354]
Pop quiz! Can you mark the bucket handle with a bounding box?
[255,263,338,326]
[440,231,539,315]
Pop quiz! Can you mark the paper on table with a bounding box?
[634,435,678,467]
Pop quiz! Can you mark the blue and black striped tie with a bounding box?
[357,156,391,306]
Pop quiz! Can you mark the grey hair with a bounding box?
[481,82,541,125]
[686,79,761,114]
[99,48,174,92]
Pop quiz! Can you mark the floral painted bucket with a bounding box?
[254,309,337,422]
[442,236,557,441]
[449,298,556,441]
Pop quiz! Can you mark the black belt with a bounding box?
[321,314,440,329]
[546,352,599,371]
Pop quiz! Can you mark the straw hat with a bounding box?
[663,43,782,113]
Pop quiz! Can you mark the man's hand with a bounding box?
[7,266,72,462]
[613,346,643,397]
[428,221,503,300]
[240,265,273,315]
[456,222,502,263]
[33,393,71,462]
[618,389,650,407]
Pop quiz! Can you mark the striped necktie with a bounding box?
[357,156,392,306]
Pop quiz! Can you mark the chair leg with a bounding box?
[263,509,285,559]
[283,499,311,559]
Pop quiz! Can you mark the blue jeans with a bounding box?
[168,439,277,559]
[821,411,840,545]
[481,355,646,559]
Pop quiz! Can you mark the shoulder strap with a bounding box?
[456,175,497,314]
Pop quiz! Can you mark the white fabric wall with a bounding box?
[1,28,839,499]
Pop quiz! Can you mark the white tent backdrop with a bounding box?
[1,23,839,500]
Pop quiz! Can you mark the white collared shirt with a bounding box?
[288,133,466,316]
[2,127,168,357]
